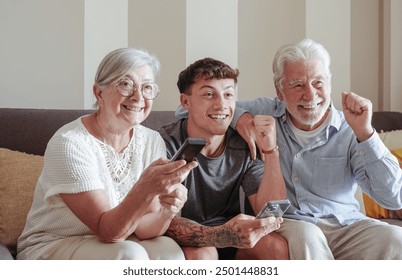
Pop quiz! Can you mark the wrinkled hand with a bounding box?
[236,113,277,160]
[159,184,188,216]
[342,92,374,141]
[219,214,283,249]
[236,113,258,160]
[136,158,197,198]
[253,115,277,161]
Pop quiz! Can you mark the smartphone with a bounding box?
[256,199,291,219]
[170,137,206,163]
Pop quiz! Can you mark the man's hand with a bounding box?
[254,115,277,160]
[342,91,374,142]
[236,113,277,160]
[236,113,258,159]
[219,214,283,249]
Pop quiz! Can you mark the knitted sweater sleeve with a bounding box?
[41,130,104,207]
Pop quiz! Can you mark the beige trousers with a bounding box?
[38,235,184,260]
[277,217,402,260]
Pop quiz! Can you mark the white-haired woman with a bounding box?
[17,48,197,260]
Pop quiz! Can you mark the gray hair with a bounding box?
[94,48,160,88]
[272,39,331,89]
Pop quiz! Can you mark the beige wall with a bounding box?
[238,0,306,102]
[0,0,85,109]
[388,0,402,111]
[351,0,380,110]
[85,0,128,108]
[0,0,401,112]
[128,0,186,111]
[306,0,351,110]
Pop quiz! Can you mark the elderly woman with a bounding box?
[17,48,197,260]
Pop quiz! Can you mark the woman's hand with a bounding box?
[134,157,197,200]
[159,184,188,216]
[71,158,197,242]
[135,184,188,240]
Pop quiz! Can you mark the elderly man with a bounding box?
[232,39,402,259]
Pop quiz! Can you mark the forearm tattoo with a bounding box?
[165,216,241,247]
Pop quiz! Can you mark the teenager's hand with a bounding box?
[219,214,283,249]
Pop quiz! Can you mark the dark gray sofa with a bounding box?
[0,108,401,259]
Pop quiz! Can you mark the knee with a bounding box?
[285,221,326,244]
[153,236,185,260]
[268,232,289,259]
[235,232,289,260]
[378,226,402,258]
[259,232,289,260]
[113,241,149,260]
[183,247,218,260]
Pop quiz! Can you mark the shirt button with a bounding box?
[359,150,366,155]
[293,176,299,182]
[296,153,301,158]
[298,196,303,202]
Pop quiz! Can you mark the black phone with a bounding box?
[256,199,291,219]
[170,137,206,163]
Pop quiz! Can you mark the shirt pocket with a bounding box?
[312,156,350,198]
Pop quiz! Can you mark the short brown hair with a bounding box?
[177,57,239,94]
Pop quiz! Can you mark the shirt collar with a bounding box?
[328,102,342,131]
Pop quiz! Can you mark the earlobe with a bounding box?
[93,85,103,102]
[180,94,190,109]
[275,84,284,101]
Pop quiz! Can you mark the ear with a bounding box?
[275,83,284,101]
[180,93,190,110]
[93,84,104,103]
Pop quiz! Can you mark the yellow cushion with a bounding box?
[363,130,402,219]
[378,130,402,151]
[362,194,390,219]
[391,148,402,165]
[0,148,43,248]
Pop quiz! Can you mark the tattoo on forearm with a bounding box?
[165,216,241,247]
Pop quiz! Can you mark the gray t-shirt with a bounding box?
[158,119,263,227]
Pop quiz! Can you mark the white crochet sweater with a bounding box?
[17,117,166,259]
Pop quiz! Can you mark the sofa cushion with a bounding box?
[377,129,402,165]
[0,148,43,253]
[362,130,402,219]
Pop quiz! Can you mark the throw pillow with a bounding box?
[391,148,402,167]
[0,148,43,250]
[363,130,402,219]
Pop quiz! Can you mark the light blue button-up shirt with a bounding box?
[231,97,402,225]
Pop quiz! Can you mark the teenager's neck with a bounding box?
[186,120,227,158]
[196,134,226,158]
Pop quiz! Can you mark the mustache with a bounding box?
[297,99,324,106]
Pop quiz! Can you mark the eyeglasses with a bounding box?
[116,78,160,100]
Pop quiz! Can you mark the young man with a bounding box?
[233,39,402,259]
[158,58,289,260]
